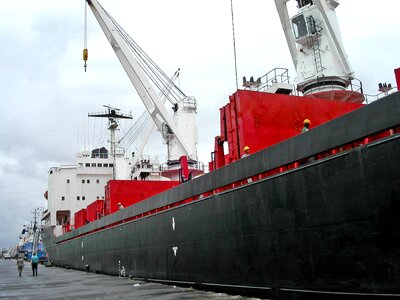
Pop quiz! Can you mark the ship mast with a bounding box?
[88,105,132,179]
[31,207,44,257]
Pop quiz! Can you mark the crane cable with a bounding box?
[105,10,186,104]
[231,0,239,90]
[83,0,88,72]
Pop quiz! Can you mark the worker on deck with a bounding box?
[241,146,251,158]
[117,203,124,210]
[241,146,253,183]
[302,119,311,133]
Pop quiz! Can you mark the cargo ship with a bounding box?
[18,223,48,263]
[41,0,400,298]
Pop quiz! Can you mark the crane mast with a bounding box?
[274,0,360,101]
[85,0,199,169]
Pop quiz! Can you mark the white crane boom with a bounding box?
[275,0,300,70]
[312,0,352,74]
[86,0,192,158]
[274,0,355,97]
[130,69,181,167]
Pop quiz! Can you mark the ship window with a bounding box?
[102,196,105,199]
[82,196,86,201]
[97,163,102,167]
[87,179,90,184]
[61,196,65,201]
[109,163,114,168]
[77,196,80,200]
[96,179,100,184]
[91,163,96,167]
[67,179,70,184]
[292,14,308,39]
[307,15,317,34]
[96,196,100,199]
[85,163,90,167]
[103,163,108,167]
[82,179,85,184]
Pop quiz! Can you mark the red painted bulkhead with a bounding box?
[213,90,363,168]
[74,208,87,229]
[86,199,104,222]
[104,180,179,215]
[395,67,400,91]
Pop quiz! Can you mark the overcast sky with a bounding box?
[0,0,399,249]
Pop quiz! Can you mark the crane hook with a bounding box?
[83,48,88,72]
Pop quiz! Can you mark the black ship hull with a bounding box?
[43,93,400,299]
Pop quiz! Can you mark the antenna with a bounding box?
[88,106,132,179]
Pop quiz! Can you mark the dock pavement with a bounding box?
[0,259,261,299]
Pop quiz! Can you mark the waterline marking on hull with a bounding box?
[280,287,400,297]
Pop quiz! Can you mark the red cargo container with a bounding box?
[215,90,363,166]
[74,208,87,229]
[104,180,179,215]
[86,200,104,222]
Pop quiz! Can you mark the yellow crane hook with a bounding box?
[83,48,88,72]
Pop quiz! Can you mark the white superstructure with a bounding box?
[43,150,113,230]
[42,108,170,236]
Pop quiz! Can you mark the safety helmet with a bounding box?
[303,119,311,125]
[243,146,250,151]
[117,203,121,206]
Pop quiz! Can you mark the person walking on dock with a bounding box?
[16,256,24,276]
[31,253,39,276]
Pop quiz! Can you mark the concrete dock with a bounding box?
[0,259,259,299]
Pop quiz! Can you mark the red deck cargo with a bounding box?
[215,90,363,166]
[104,180,179,215]
[74,208,87,229]
[86,199,104,222]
